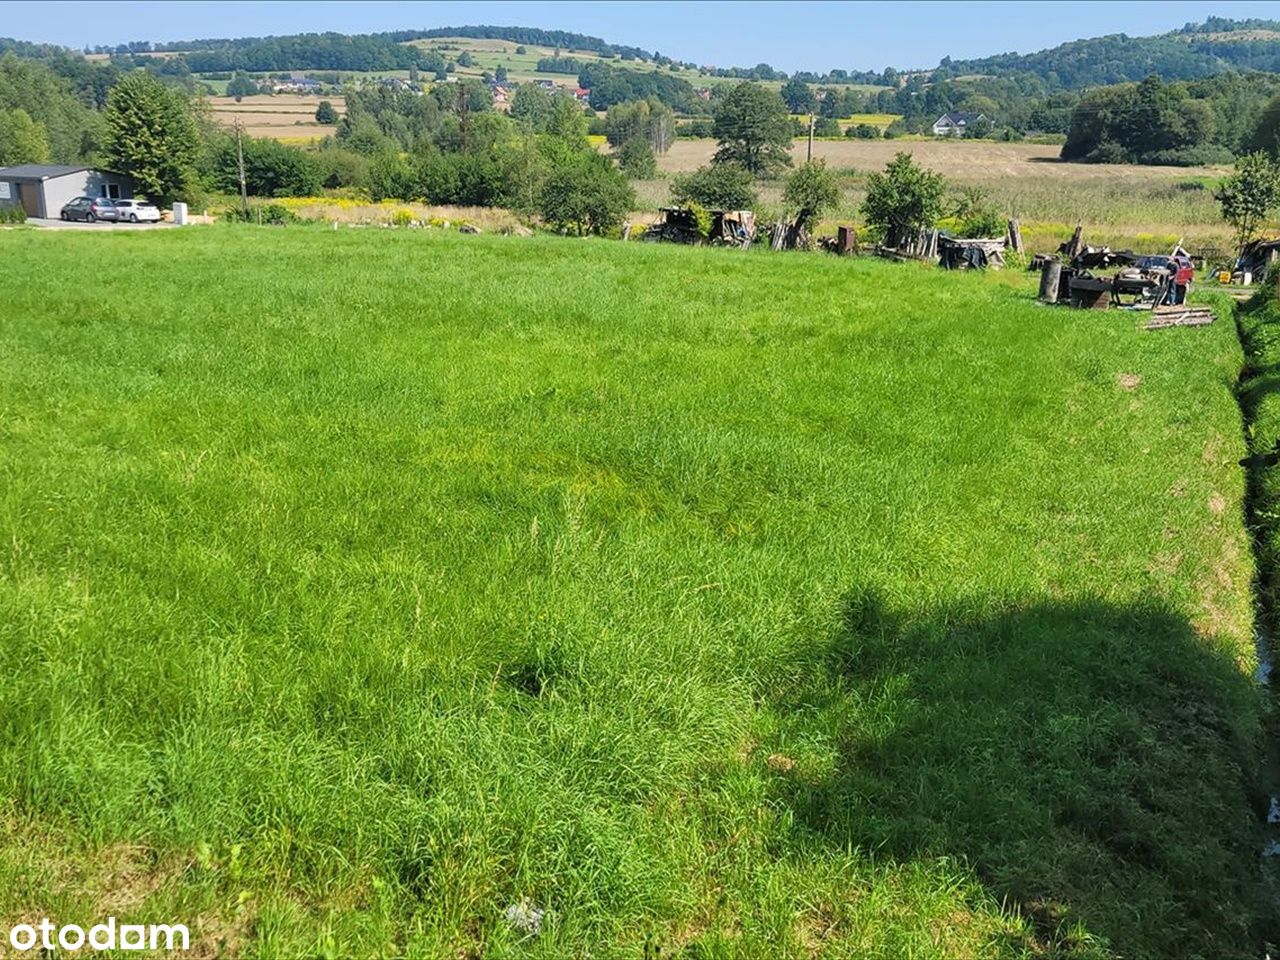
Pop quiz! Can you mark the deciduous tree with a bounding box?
[226,71,257,100]
[615,137,656,178]
[105,72,198,203]
[0,107,50,164]
[670,163,757,209]
[783,159,840,232]
[1217,151,1280,254]
[540,150,634,235]
[780,77,816,114]
[861,151,946,247]
[712,82,792,176]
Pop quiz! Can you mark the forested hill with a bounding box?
[934,17,1280,89]
[11,16,1280,94]
[77,26,655,72]
[392,25,651,61]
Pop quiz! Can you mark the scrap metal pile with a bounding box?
[1036,240,1197,316]
[643,207,757,248]
[938,236,1007,270]
[1063,247,1191,308]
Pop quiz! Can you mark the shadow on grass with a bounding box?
[770,591,1271,957]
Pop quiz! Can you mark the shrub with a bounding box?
[950,185,1005,238]
[0,205,27,224]
[220,203,298,225]
[615,138,657,179]
[540,150,635,235]
[677,119,714,139]
[783,159,840,232]
[207,135,322,197]
[1084,140,1130,164]
[671,163,757,210]
[813,116,841,138]
[1141,144,1236,167]
[847,123,880,139]
[315,147,371,190]
[959,206,1006,238]
[688,200,713,240]
[862,151,946,248]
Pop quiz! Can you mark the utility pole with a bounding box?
[234,118,249,217]
[807,112,815,162]
[457,82,470,152]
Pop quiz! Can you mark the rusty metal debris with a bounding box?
[644,207,756,247]
[1036,230,1196,311]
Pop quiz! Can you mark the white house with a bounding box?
[931,111,986,137]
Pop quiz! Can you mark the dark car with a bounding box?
[60,197,119,223]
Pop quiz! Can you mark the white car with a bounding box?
[113,199,162,223]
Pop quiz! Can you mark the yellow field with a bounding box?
[846,113,900,129]
[206,94,345,141]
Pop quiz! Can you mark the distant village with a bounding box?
[265,70,596,113]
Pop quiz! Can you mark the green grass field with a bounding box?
[0,227,1271,957]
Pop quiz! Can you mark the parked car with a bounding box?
[60,197,119,223]
[113,199,162,223]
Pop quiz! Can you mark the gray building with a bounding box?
[0,165,136,219]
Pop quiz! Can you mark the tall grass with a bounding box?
[636,140,1262,252]
[0,228,1268,957]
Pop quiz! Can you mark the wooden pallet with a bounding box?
[1143,305,1215,329]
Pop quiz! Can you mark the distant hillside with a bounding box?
[401,25,651,62]
[935,17,1280,89]
[10,16,1280,97]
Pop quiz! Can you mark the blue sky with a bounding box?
[4,0,1279,71]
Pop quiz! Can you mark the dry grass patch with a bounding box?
[206,95,343,142]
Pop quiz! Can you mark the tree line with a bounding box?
[931,17,1280,90]
[1061,72,1280,165]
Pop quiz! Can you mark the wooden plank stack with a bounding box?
[1143,304,1216,329]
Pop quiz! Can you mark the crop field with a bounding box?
[0,227,1270,957]
[206,94,344,142]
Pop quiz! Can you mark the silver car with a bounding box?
[60,197,119,223]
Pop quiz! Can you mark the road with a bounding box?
[26,218,177,231]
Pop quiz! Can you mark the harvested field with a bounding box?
[206,94,344,141]
[656,137,1222,180]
